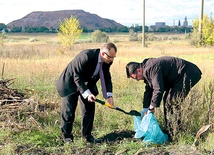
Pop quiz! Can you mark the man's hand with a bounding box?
[148,105,155,114]
[87,94,96,102]
[107,96,114,106]
[143,106,155,116]
[148,108,155,114]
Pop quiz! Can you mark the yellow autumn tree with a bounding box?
[57,16,83,50]
[190,14,214,46]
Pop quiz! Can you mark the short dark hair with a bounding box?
[102,42,117,53]
[126,62,141,78]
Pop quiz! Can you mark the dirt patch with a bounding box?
[68,130,136,155]
[100,130,135,143]
[69,130,204,155]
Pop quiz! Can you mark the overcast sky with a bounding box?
[1,0,213,26]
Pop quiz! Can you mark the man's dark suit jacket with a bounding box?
[56,49,113,97]
[141,56,202,108]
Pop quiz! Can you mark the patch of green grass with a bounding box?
[79,33,91,40]
[11,127,62,147]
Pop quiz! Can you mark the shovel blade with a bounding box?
[128,110,141,116]
[115,107,141,116]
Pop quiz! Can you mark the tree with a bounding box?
[0,23,6,31]
[57,16,83,50]
[190,14,214,46]
[11,26,22,32]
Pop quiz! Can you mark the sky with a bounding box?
[0,0,214,27]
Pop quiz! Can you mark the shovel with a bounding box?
[95,98,141,116]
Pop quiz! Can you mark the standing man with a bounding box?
[56,43,117,143]
[126,56,202,136]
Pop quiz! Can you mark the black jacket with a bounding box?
[56,49,113,97]
[141,56,202,108]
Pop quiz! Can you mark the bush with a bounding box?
[129,29,138,41]
[91,30,109,42]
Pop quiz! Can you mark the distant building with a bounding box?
[178,20,181,26]
[183,16,188,27]
[148,25,155,31]
[131,24,139,27]
[155,22,166,27]
[148,22,166,31]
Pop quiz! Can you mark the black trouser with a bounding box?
[60,92,95,139]
[163,64,202,136]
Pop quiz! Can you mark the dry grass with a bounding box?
[0,33,214,154]
[1,36,214,100]
[1,34,214,103]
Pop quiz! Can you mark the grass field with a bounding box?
[0,32,214,154]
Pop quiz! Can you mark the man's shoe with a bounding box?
[86,135,102,143]
[62,133,74,143]
[63,137,73,143]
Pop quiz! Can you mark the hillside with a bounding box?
[7,10,124,30]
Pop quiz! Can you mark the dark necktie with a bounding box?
[99,63,107,99]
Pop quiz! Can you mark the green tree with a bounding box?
[57,16,83,49]
[38,26,49,32]
[0,23,6,31]
[190,14,214,46]
[11,26,22,32]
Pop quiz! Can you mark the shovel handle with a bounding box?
[95,99,140,116]
[95,98,105,105]
[95,99,114,108]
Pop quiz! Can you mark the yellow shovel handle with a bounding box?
[95,99,114,108]
[104,102,114,108]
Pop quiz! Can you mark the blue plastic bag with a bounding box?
[134,112,168,145]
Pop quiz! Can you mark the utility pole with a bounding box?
[142,0,145,47]
[199,0,204,45]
